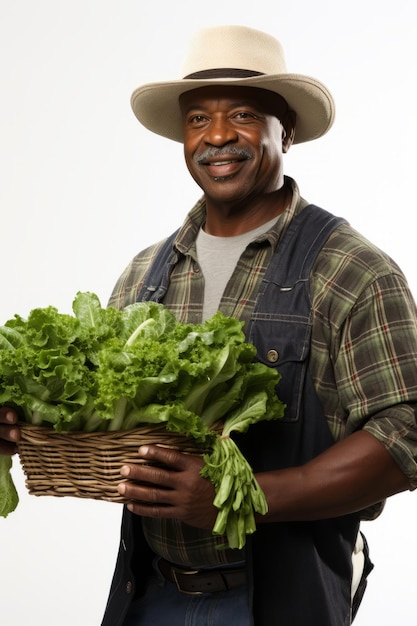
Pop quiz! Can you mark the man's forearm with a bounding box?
[256,430,410,522]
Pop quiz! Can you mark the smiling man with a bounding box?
[2,24,417,626]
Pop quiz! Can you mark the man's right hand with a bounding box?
[0,407,20,455]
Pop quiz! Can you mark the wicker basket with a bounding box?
[17,422,213,503]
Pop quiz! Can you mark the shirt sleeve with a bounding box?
[335,272,417,487]
[311,224,417,492]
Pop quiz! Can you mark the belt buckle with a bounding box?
[172,567,204,596]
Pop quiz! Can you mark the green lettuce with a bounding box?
[0,292,285,546]
[0,455,18,517]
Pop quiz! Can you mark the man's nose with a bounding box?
[204,116,238,145]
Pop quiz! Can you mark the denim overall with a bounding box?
[101,205,371,626]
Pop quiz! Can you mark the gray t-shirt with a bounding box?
[196,216,279,320]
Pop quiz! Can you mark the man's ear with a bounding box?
[282,110,296,153]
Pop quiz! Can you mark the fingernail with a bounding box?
[120,465,130,477]
[6,411,17,424]
[139,445,149,456]
[118,483,126,495]
[10,429,20,442]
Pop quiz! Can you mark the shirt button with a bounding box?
[267,349,279,363]
[126,580,133,594]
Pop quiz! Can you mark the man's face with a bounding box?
[179,86,293,209]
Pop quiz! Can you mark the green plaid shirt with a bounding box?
[109,177,417,567]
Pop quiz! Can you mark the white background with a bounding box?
[1,1,416,624]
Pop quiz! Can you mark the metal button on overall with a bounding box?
[267,349,279,363]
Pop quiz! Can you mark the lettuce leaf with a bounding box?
[0,455,19,518]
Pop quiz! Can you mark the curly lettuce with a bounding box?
[0,292,285,542]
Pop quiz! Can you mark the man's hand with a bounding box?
[117,445,218,530]
[0,407,20,456]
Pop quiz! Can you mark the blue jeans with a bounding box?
[123,560,253,626]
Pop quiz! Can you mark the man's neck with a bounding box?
[203,186,292,236]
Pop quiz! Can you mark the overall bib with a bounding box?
[239,205,363,625]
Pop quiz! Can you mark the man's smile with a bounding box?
[195,147,253,179]
[204,158,246,179]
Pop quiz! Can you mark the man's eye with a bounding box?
[189,115,207,125]
[234,111,257,121]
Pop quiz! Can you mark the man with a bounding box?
[2,25,417,625]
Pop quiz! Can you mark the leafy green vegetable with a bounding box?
[0,455,19,517]
[201,366,285,549]
[0,292,285,544]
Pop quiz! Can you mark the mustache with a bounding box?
[194,145,254,165]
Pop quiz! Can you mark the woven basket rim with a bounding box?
[16,420,221,503]
[17,420,221,447]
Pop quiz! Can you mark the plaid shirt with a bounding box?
[109,177,417,567]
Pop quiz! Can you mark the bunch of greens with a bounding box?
[0,292,285,547]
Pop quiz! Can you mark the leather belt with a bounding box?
[157,558,247,595]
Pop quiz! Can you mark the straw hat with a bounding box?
[130,25,335,144]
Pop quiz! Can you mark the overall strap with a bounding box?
[260,204,346,299]
[136,228,180,302]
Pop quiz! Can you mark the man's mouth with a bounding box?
[210,160,239,166]
[195,148,253,180]
[204,159,244,179]
[195,147,253,167]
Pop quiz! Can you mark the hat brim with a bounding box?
[130,73,335,145]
